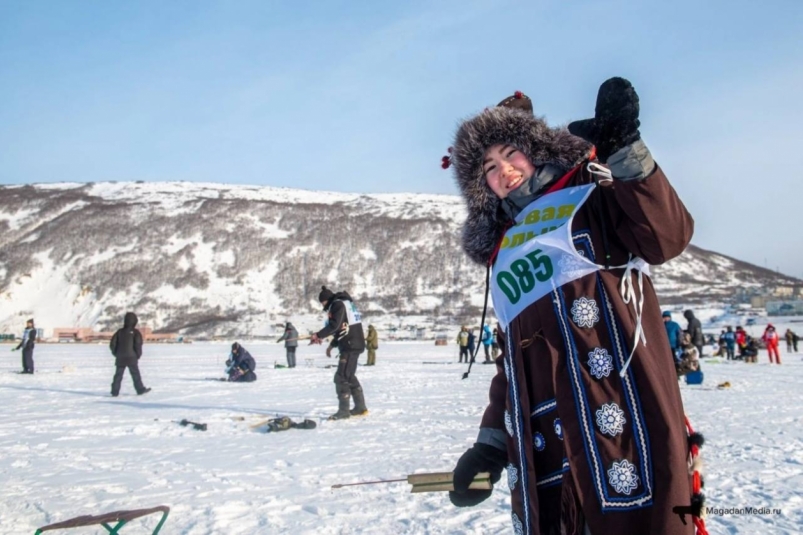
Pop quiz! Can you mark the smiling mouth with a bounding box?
[506,176,523,190]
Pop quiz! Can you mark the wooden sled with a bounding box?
[35,505,169,535]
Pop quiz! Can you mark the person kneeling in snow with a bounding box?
[446,80,701,534]
[675,333,701,378]
[227,342,257,382]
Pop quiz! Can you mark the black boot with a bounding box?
[350,387,368,416]
[328,393,351,420]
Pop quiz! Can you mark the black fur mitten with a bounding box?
[568,77,641,163]
[449,443,507,507]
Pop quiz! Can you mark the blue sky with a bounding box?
[1,0,802,277]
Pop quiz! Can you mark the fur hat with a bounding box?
[450,105,591,265]
[497,91,533,114]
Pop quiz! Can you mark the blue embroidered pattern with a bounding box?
[552,280,653,511]
[608,459,640,495]
[512,512,524,535]
[596,402,626,437]
[533,432,545,451]
[571,297,600,328]
[507,463,519,490]
[531,399,557,418]
[536,459,570,488]
[587,347,614,379]
[505,332,533,532]
[553,418,563,440]
[504,410,514,437]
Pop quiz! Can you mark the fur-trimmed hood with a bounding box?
[451,106,591,265]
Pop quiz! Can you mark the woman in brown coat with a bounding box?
[446,79,703,535]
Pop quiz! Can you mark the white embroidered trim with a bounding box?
[512,512,524,535]
[608,459,640,495]
[588,347,614,379]
[596,402,627,437]
[507,463,519,490]
[571,297,600,328]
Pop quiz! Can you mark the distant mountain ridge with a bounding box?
[0,182,798,337]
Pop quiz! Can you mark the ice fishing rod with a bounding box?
[462,264,492,380]
[331,472,491,493]
[277,335,312,343]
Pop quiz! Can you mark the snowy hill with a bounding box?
[0,182,798,337]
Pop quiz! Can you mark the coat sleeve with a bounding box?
[316,302,346,339]
[110,332,118,356]
[134,330,143,358]
[478,330,508,451]
[602,164,694,265]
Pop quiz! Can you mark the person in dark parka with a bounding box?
[13,318,37,374]
[109,312,150,396]
[276,322,299,368]
[310,286,368,419]
[683,310,705,358]
[228,342,257,382]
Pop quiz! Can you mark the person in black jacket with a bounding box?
[227,342,257,382]
[109,312,151,397]
[683,309,705,359]
[310,286,368,420]
[12,318,36,374]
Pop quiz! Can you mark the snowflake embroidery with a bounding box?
[507,463,518,490]
[571,297,600,328]
[533,432,546,451]
[607,459,640,495]
[558,253,588,280]
[505,410,514,437]
[553,418,563,440]
[587,347,614,379]
[512,512,524,535]
[596,402,627,437]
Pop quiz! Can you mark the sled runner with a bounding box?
[35,505,169,535]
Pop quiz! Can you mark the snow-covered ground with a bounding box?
[1,341,802,534]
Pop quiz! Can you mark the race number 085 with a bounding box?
[496,249,554,305]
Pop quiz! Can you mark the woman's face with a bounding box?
[483,143,536,199]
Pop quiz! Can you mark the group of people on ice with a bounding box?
[710,322,792,365]
[11,300,379,416]
[664,308,795,373]
[230,285,375,420]
[455,323,500,364]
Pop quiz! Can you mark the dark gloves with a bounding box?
[449,443,507,507]
[568,77,641,163]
